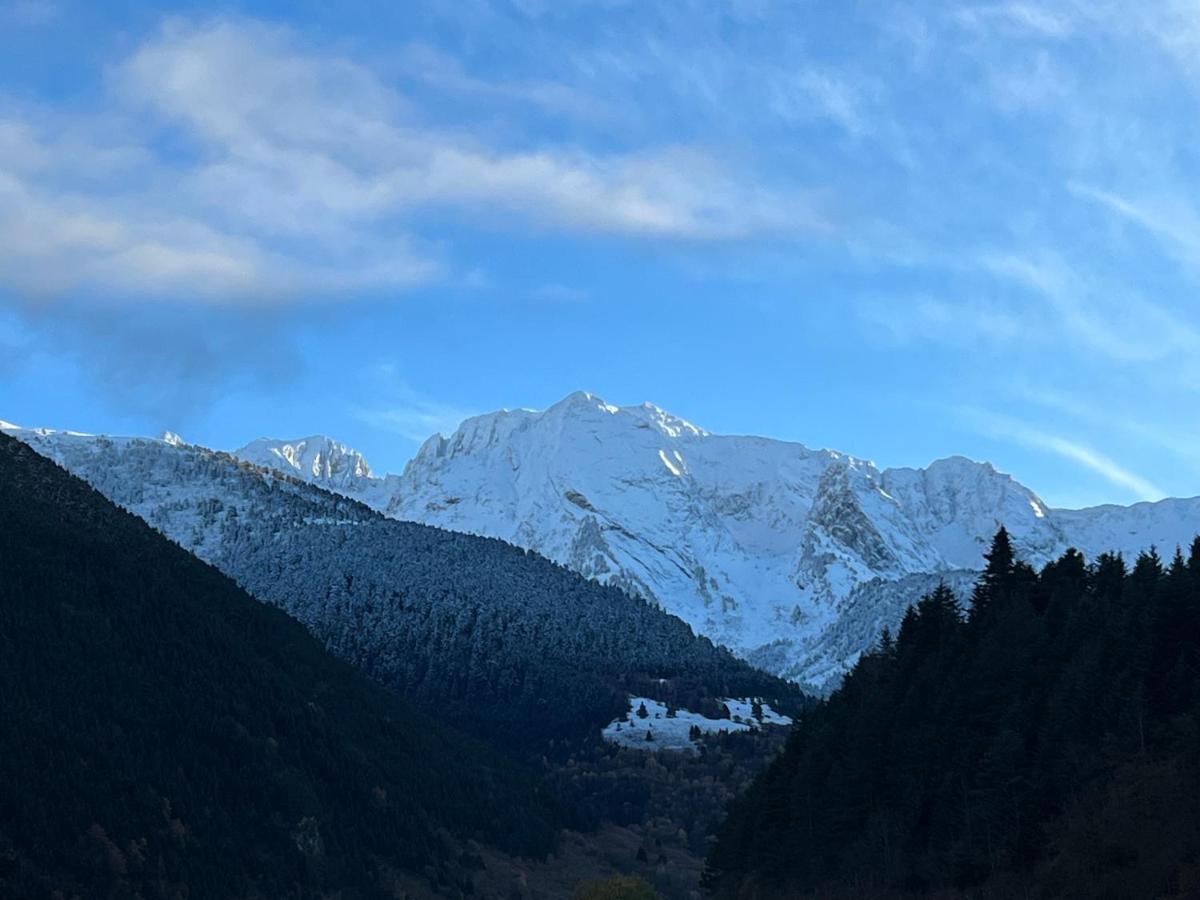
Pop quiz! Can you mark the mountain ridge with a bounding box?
[223,392,1198,690]
[7,394,1197,692]
[0,419,798,757]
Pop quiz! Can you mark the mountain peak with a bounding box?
[10,406,1199,696]
[235,435,374,485]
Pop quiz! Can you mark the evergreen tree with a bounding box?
[970,526,1015,619]
[706,530,1200,899]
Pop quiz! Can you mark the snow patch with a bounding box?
[602,696,791,753]
[658,449,682,477]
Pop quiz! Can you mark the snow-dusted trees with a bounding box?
[29,437,800,758]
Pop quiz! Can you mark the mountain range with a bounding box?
[232,391,1200,692]
[6,392,1197,693]
[0,419,794,759]
[229,391,1195,696]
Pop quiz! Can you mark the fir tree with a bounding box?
[970,526,1015,619]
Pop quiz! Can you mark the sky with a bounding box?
[1,0,1198,508]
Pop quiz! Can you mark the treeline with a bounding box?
[22,434,802,759]
[0,433,559,898]
[706,528,1200,898]
[222,515,801,758]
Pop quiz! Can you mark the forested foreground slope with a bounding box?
[5,428,801,759]
[0,433,559,898]
[706,529,1200,899]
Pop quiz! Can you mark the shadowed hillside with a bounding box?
[706,528,1200,898]
[0,432,559,898]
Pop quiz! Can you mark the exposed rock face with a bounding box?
[10,392,1196,694]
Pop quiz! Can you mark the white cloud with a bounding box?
[531,283,589,302]
[769,67,874,138]
[117,19,804,240]
[0,16,810,309]
[1018,383,1200,470]
[980,251,1200,365]
[1070,181,1200,278]
[962,408,1167,501]
[1012,428,1166,502]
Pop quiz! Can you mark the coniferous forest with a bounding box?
[6,421,1200,900]
[0,432,560,897]
[704,528,1200,898]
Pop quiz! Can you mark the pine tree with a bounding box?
[970,527,1015,620]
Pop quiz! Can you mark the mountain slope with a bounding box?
[704,535,1200,898]
[0,431,558,899]
[4,424,800,758]
[237,434,397,507]
[231,392,1200,692]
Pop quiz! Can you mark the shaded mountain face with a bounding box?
[4,424,798,759]
[704,540,1200,898]
[0,432,559,899]
[230,392,1200,692]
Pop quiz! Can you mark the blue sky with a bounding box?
[1,0,1198,507]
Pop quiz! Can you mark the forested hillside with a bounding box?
[7,430,802,758]
[0,433,559,898]
[706,528,1200,898]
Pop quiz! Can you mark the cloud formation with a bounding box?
[0,17,810,310]
[960,409,1167,503]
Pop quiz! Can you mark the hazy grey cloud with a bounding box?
[10,300,303,421]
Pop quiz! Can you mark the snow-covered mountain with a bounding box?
[235,435,396,504]
[0,421,793,755]
[224,391,1199,691]
[7,394,1198,693]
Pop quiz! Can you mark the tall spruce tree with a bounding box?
[970,526,1015,620]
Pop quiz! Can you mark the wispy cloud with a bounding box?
[0,16,814,310]
[1017,383,1200,471]
[961,408,1167,501]
[1070,182,1200,276]
[955,3,1078,38]
[980,251,1200,365]
[769,67,875,138]
[354,364,474,443]
[859,295,1024,346]
[531,282,590,302]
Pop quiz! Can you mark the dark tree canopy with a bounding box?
[0,433,559,899]
[705,529,1200,899]
[17,435,804,761]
